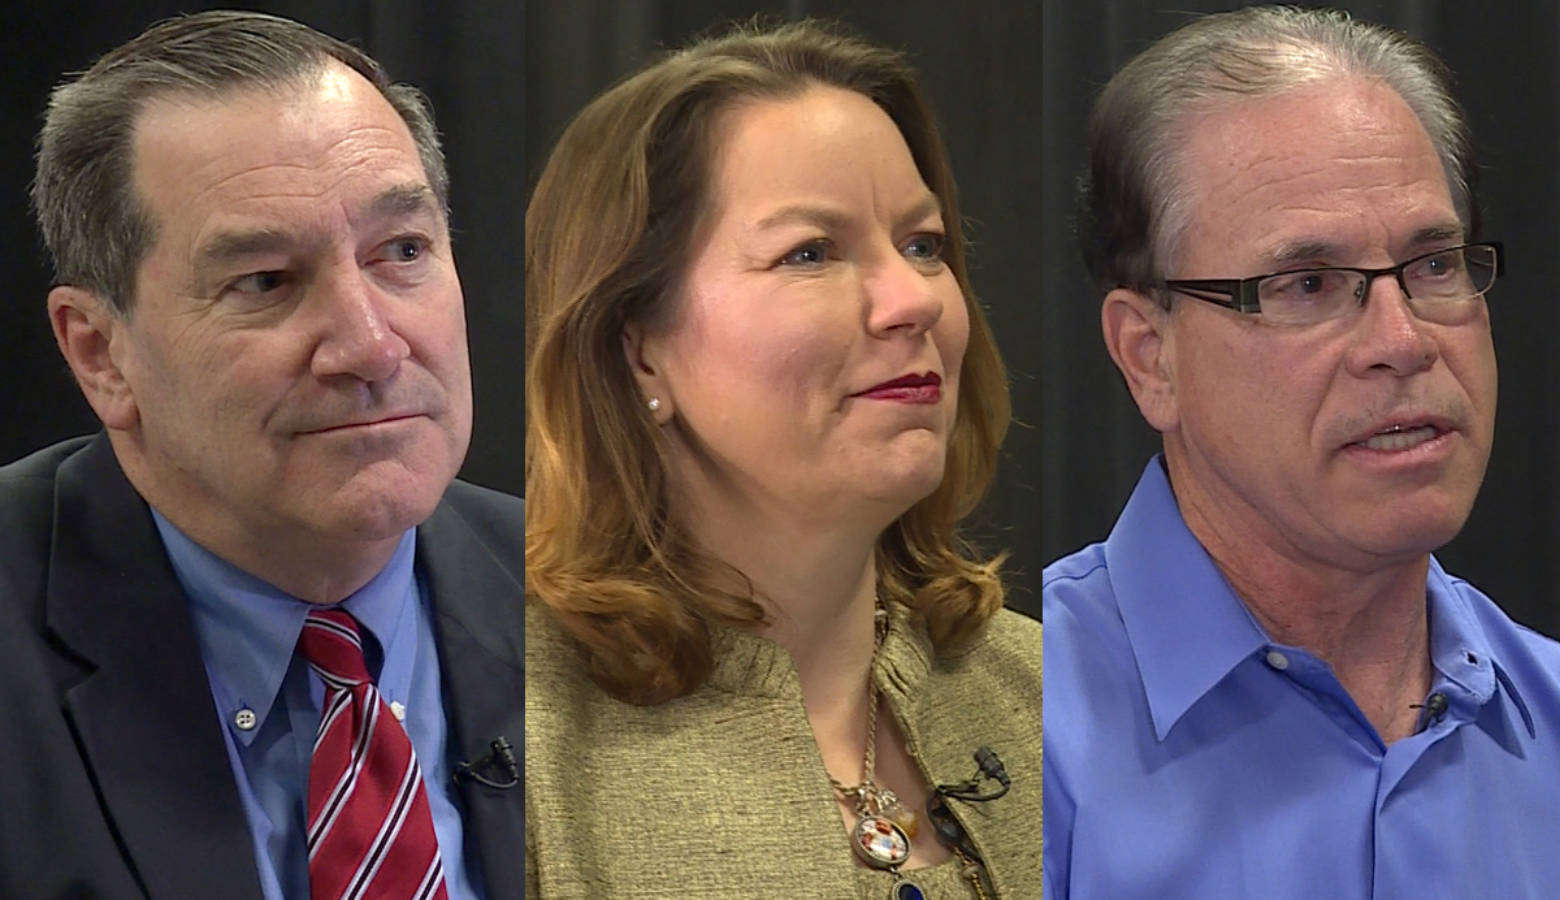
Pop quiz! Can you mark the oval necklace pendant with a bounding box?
[852,813,912,869]
[891,878,929,900]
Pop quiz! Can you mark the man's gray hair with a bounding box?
[1078,5,1476,294]
[31,10,449,315]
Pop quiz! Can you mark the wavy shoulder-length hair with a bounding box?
[525,19,1010,705]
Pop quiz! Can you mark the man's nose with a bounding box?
[310,266,412,382]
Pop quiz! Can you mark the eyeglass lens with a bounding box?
[1256,244,1497,323]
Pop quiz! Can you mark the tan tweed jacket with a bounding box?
[525,600,1043,898]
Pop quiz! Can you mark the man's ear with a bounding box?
[621,321,673,424]
[47,286,139,430]
[1101,287,1179,433]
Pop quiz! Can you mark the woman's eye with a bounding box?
[904,233,946,261]
[779,239,831,267]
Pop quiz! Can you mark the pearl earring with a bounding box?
[647,397,661,412]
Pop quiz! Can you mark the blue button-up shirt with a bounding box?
[1043,457,1560,899]
[152,511,480,900]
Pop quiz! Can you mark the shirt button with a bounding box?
[389,701,407,722]
[233,707,257,731]
[1265,650,1290,671]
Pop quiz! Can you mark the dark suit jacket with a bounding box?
[0,435,525,899]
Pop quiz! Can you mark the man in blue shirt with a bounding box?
[1045,7,1560,898]
[0,12,522,899]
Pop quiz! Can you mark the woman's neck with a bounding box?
[718,529,880,699]
[682,492,884,711]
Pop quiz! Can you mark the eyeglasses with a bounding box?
[1159,242,1504,326]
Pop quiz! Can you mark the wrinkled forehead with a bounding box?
[128,62,430,235]
[1168,78,1457,269]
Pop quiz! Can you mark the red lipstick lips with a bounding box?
[855,372,942,404]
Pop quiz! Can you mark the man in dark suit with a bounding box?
[1,12,522,899]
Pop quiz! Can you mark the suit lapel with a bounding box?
[46,436,264,900]
[417,486,526,893]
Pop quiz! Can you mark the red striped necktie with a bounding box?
[299,608,450,900]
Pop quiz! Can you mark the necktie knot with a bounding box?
[299,608,371,687]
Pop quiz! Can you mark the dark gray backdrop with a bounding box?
[526,1,1044,618]
[3,2,524,495]
[1042,1,1560,636]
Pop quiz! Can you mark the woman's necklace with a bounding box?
[827,603,928,899]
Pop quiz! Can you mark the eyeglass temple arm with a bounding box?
[1160,279,1262,313]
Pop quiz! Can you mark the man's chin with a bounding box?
[301,469,453,542]
[1338,501,1474,564]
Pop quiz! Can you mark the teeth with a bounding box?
[1361,425,1438,451]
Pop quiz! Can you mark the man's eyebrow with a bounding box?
[193,228,294,269]
[366,183,441,222]
[192,184,441,271]
[1267,240,1346,267]
[1265,224,1466,268]
[1407,224,1465,247]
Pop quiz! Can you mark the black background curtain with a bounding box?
[526,1,1045,618]
[1042,1,1560,637]
[10,3,1546,633]
[2,1,524,496]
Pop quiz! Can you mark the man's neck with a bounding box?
[154,505,404,604]
[116,440,408,604]
[1221,553,1433,743]
[1170,458,1434,744]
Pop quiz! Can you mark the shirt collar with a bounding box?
[1105,456,1531,744]
[1424,559,1536,745]
[151,509,418,745]
[1106,457,1269,740]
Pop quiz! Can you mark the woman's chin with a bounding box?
[854,452,948,512]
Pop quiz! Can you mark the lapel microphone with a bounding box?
[454,736,519,789]
[1411,692,1451,734]
[925,746,1011,860]
[933,745,1010,803]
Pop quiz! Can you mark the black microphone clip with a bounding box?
[933,745,1010,804]
[454,736,519,789]
[925,746,1011,864]
[1410,691,1451,734]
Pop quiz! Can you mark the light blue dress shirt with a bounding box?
[151,511,480,900]
[1043,457,1560,900]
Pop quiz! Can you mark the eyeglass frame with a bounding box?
[1156,241,1504,317]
